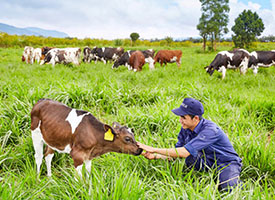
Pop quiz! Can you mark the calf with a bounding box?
[40,48,81,66]
[93,47,124,64]
[154,50,182,68]
[31,99,142,177]
[112,49,155,70]
[22,46,34,64]
[204,49,250,79]
[248,51,275,74]
[129,51,145,72]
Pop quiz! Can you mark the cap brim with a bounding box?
[171,107,188,116]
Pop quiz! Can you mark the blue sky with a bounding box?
[239,0,271,9]
[0,0,274,39]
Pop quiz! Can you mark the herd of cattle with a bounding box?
[22,46,274,78]
[22,46,182,72]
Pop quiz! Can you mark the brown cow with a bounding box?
[154,50,182,68]
[129,51,145,71]
[31,99,142,177]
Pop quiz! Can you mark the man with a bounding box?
[137,98,242,192]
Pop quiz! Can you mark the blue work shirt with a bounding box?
[175,118,242,169]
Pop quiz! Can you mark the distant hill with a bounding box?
[0,23,69,38]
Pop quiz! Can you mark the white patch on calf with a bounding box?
[218,66,227,79]
[32,121,43,174]
[220,51,234,60]
[240,56,249,74]
[45,153,54,176]
[66,109,89,134]
[145,57,155,69]
[170,56,177,62]
[102,47,105,53]
[250,51,258,59]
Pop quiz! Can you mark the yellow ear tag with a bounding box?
[104,129,114,141]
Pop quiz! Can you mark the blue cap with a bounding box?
[172,98,204,117]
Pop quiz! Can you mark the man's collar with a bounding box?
[193,118,204,134]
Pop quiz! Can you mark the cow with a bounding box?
[154,50,182,68]
[92,47,124,64]
[40,48,81,66]
[112,49,155,70]
[129,51,145,72]
[31,99,142,177]
[22,46,34,64]
[204,49,250,79]
[82,46,94,63]
[33,48,42,64]
[248,51,275,74]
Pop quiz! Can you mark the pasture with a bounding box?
[0,45,274,199]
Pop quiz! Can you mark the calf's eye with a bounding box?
[125,137,131,143]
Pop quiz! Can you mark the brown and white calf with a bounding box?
[129,51,145,72]
[154,50,182,68]
[31,99,142,177]
[22,46,34,64]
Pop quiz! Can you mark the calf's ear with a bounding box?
[103,124,116,141]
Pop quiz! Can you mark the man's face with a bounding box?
[179,115,198,131]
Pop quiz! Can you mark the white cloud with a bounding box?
[0,0,273,39]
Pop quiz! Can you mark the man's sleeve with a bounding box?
[175,128,185,148]
[184,127,220,157]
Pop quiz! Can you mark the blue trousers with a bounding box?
[185,153,242,192]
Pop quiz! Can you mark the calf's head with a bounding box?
[104,122,142,155]
[204,65,215,76]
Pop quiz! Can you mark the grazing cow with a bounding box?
[129,51,145,72]
[31,99,142,177]
[33,48,42,63]
[204,49,250,79]
[248,51,275,74]
[92,47,124,64]
[22,46,34,64]
[40,48,81,66]
[82,46,94,63]
[112,49,155,70]
[154,50,182,68]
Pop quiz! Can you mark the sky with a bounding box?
[0,0,274,40]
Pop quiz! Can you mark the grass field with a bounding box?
[0,45,274,199]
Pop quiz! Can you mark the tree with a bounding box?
[232,10,264,48]
[197,0,230,51]
[130,32,140,46]
[164,36,173,46]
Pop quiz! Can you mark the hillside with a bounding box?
[0,22,69,38]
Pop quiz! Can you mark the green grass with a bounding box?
[0,45,275,199]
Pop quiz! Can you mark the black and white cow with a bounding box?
[92,47,124,64]
[40,48,81,66]
[248,51,275,74]
[204,49,250,79]
[112,49,155,70]
[82,46,96,63]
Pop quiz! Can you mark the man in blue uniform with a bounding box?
[137,98,242,192]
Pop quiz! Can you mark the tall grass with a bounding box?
[0,46,274,199]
